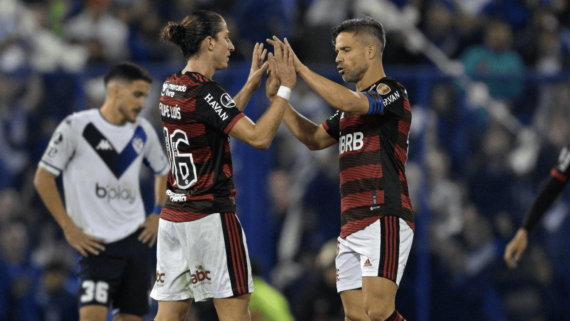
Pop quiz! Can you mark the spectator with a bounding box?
[460,19,525,100]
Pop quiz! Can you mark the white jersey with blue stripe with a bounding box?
[39,109,169,243]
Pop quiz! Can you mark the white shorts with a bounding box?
[336,216,414,293]
[150,213,253,302]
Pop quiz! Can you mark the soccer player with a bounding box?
[504,147,570,268]
[34,62,170,321]
[267,16,413,321]
[151,10,296,321]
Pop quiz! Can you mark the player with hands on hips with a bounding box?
[34,62,169,321]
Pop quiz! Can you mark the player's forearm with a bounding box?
[297,65,365,114]
[283,105,325,150]
[34,168,76,231]
[154,175,168,206]
[250,97,289,150]
[233,83,256,111]
[522,175,567,233]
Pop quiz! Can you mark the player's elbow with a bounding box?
[306,141,322,151]
[33,169,45,191]
[251,139,271,150]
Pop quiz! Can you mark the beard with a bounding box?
[341,62,367,83]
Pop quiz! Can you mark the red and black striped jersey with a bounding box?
[159,71,245,222]
[323,77,414,238]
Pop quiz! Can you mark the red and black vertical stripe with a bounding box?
[378,216,400,282]
[220,212,249,296]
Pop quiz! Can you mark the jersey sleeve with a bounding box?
[195,82,245,134]
[38,116,77,176]
[362,81,406,118]
[142,123,170,176]
[521,146,570,233]
[322,110,341,141]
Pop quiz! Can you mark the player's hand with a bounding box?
[267,36,304,73]
[270,36,296,90]
[265,56,280,100]
[504,228,528,269]
[245,42,269,92]
[138,214,159,247]
[63,224,105,257]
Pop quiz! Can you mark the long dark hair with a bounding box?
[161,10,224,59]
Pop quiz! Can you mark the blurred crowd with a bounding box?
[2,0,570,320]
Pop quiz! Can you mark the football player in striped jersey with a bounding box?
[268,17,412,321]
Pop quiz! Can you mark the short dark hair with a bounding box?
[331,16,386,54]
[161,10,225,59]
[103,62,153,86]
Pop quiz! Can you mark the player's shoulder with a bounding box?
[133,116,157,134]
[59,109,98,131]
[371,77,407,97]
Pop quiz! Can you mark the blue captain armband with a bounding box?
[365,91,385,115]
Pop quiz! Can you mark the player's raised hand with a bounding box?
[138,213,160,247]
[265,53,280,100]
[270,36,296,90]
[63,223,105,257]
[267,36,304,73]
[245,42,269,92]
[504,228,528,269]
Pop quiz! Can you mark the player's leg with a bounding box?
[155,299,193,321]
[111,229,152,321]
[362,276,398,321]
[112,313,142,321]
[78,241,127,321]
[210,213,254,320]
[337,237,370,321]
[213,294,251,321]
[360,216,413,321]
[79,305,108,321]
[151,219,196,320]
[339,289,370,321]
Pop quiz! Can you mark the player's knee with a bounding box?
[343,306,369,321]
[366,305,394,321]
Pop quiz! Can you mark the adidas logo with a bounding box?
[364,259,372,267]
[96,139,113,150]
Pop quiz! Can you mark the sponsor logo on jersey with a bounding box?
[132,137,144,154]
[191,266,212,285]
[161,82,187,97]
[159,103,182,120]
[51,132,63,145]
[95,183,136,204]
[376,83,391,95]
[204,93,229,121]
[96,139,113,151]
[156,271,165,283]
[383,91,400,107]
[166,190,187,202]
[364,258,372,267]
[339,132,364,155]
[220,93,236,108]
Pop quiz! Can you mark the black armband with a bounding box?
[522,175,567,233]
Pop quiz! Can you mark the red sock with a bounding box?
[385,310,406,321]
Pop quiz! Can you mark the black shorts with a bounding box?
[78,229,150,316]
